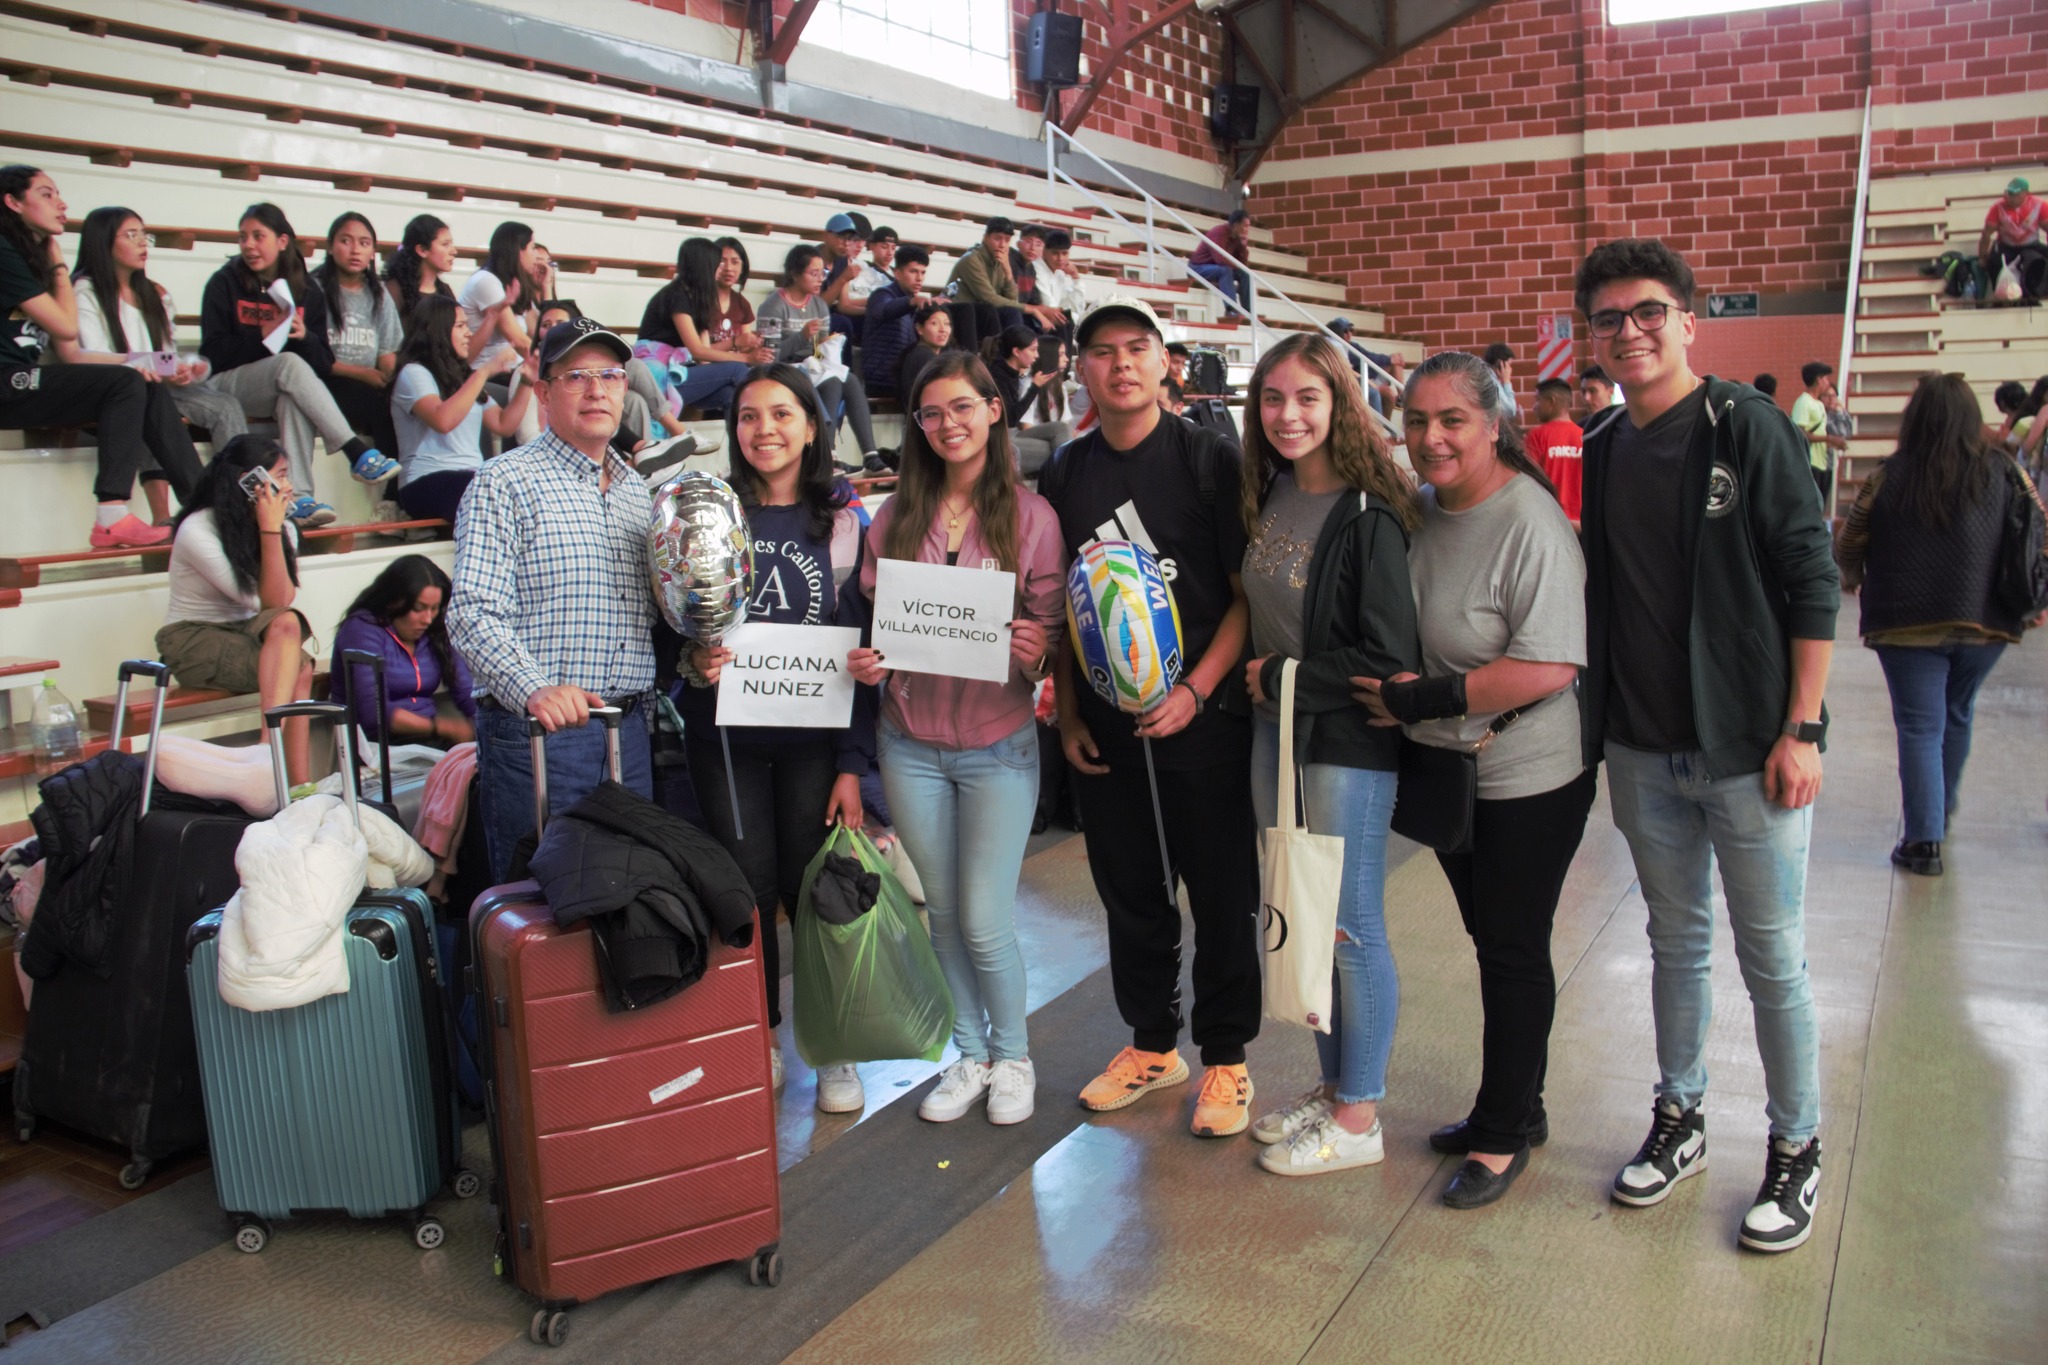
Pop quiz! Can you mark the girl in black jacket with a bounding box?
[1235,332,1422,1179]
[200,203,397,529]
[1835,371,2047,875]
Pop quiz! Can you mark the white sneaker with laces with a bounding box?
[1258,1115,1385,1177]
[1251,1088,1333,1146]
[985,1058,1036,1125]
[815,1063,865,1114]
[918,1058,992,1122]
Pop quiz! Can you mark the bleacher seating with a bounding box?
[0,0,1418,826]
[1848,162,2048,509]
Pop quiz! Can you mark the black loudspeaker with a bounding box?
[1210,83,1260,141]
[1028,12,1083,86]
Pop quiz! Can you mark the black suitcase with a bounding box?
[12,660,254,1186]
[333,646,402,824]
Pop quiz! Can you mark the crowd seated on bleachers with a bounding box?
[331,554,476,748]
[759,244,885,475]
[984,323,1070,477]
[457,221,546,451]
[200,202,399,529]
[1,165,202,549]
[945,216,1028,350]
[860,243,935,400]
[633,236,755,416]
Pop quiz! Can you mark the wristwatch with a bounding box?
[1179,680,1207,715]
[1782,718,1825,744]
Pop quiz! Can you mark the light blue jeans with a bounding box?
[1252,715,1400,1105]
[877,718,1038,1063]
[1603,740,1820,1143]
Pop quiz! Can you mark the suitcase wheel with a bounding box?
[413,1217,446,1251]
[530,1309,570,1348]
[118,1159,151,1191]
[14,1119,32,1144]
[451,1167,483,1199]
[747,1251,783,1288]
[233,1218,270,1254]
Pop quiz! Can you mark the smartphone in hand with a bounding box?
[238,466,281,502]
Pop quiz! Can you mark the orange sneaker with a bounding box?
[1078,1046,1189,1112]
[1191,1063,1253,1138]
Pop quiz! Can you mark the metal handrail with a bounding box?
[1042,122,1403,428]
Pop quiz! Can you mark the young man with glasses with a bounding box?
[1039,297,1263,1139]
[448,316,660,879]
[1574,239,1839,1254]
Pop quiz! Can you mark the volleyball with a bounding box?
[1065,540,1186,714]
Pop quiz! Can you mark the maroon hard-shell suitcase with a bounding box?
[470,708,782,1348]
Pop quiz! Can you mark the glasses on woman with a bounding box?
[552,367,628,392]
[1587,301,1680,338]
[914,397,991,430]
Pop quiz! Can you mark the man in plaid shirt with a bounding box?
[448,317,658,878]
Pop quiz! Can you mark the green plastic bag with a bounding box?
[792,826,955,1066]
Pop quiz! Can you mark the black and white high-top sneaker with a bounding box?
[1740,1136,1822,1253]
[1611,1099,1708,1206]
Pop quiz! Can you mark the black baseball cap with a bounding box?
[537,316,631,378]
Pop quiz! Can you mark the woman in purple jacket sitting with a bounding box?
[330,554,477,746]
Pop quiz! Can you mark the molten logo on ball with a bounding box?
[1066,540,1185,715]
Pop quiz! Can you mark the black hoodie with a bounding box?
[199,261,336,379]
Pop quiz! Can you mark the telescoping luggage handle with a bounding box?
[525,706,622,837]
[262,700,360,826]
[114,659,172,817]
[338,647,396,809]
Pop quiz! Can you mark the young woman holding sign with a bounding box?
[847,353,1066,1125]
[686,363,873,1108]
[1237,333,1421,1178]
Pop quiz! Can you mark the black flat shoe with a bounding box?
[1890,840,1943,876]
[1428,1115,1548,1155]
[1441,1146,1530,1210]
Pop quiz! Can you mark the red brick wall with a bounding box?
[1009,2,1227,164]
[1689,314,1845,403]
[1254,0,2048,361]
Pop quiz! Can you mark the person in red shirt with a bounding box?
[1189,210,1253,318]
[1978,177,2047,301]
[1525,377,1583,528]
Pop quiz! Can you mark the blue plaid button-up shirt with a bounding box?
[447,429,656,710]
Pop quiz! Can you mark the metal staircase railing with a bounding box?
[1042,122,1400,435]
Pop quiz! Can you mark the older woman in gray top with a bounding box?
[1356,349,1592,1211]
[756,244,882,471]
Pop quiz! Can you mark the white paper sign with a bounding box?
[714,623,861,728]
[872,558,1016,684]
[261,279,296,355]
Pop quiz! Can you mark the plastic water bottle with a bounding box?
[31,678,82,780]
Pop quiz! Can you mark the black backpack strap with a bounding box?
[1181,422,1240,506]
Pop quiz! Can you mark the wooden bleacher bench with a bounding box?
[84,683,239,737]
[0,519,450,594]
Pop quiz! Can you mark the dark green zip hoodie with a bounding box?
[1581,375,1839,779]
[1254,490,1421,771]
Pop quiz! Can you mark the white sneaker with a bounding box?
[768,1044,785,1093]
[1251,1088,1332,1146]
[1258,1115,1385,1177]
[918,1058,992,1122]
[985,1058,1036,1126]
[815,1063,865,1114]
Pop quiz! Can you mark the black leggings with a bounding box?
[1434,767,1597,1155]
[684,732,840,1028]
[396,470,475,525]
[0,362,203,503]
[326,373,398,457]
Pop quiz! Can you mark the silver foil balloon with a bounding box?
[648,472,752,645]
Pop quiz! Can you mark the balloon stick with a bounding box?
[1141,736,1174,903]
[719,724,745,840]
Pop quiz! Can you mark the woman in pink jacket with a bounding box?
[849,352,1066,1127]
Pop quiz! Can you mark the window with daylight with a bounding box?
[802,0,1015,100]
[1609,0,1828,21]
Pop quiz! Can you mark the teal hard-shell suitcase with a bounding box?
[184,702,477,1253]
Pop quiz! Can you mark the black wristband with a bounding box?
[1377,672,1467,725]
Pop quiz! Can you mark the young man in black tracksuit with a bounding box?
[1576,239,1839,1254]
[1041,296,1262,1139]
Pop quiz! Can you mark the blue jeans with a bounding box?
[1252,716,1399,1104]
[476,702,654,882]
[1873,642,2006,843]
[1190,262,1251,315]
[1604,741,1820,1143]
[673,359,750,415]
[877,719,1038,1063]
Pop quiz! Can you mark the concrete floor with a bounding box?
[9,602,2046,1363]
